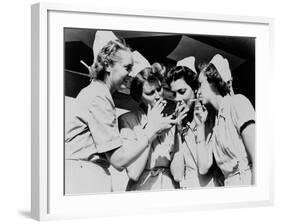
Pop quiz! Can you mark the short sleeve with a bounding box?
[87,95,122,154]
[231,94,255,133]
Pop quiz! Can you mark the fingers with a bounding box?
[168,118,178,126]
[151,100,166,114]
[178,112,188,122]
[175,101,185,113]
[147,104,151,113]
[165,115,179,125]
[178,107,189,117]
[159,101,166,113]
[153,99,161,109]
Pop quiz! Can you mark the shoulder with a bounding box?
[230,94,254,112]
[78,81,109,97]
[232,94,252,105]
[228,94,255,129]
[78,82,114,108]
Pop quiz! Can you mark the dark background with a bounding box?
[64,28,255,110]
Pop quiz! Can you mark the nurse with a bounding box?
[65,31,175,194]
[118,63,183,191]
[166,57,219,188]
[195,54,255,186]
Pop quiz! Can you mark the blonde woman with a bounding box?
[65,32,175,194]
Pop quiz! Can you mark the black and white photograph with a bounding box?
[64,28,255,195]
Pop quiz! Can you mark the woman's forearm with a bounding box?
[106,126,156,171]
[126,146,151,181]
[241,124,255,184]
[106,134,150,171]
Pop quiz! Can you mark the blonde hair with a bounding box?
[90,39,131,81]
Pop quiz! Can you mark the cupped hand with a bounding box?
[174,101,189,129]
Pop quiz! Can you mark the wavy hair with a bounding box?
[90,39,131,81]
[166,66,198,91]
[199,63,232,96]
[130,63,166,102]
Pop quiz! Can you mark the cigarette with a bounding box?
[190,98,203,102]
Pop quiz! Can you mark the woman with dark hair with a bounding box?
[166,57,219,188]
[195,54,255,186]
[118,64,183,191]
[65,32,175,194]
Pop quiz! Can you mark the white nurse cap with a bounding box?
[176,56,196,74]
[129,51,151,77]
[210,54,232,83]
[93,30,118,64]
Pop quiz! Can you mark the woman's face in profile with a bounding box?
[108,50,133,91]
[197,72,214,105]
[141,80,163,108]
[170,77,194,109]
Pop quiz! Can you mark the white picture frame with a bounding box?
[31,2,274,221]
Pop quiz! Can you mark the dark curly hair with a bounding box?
[166,66,198,91]
[91,39,131,81]
[165,66,198,124]
[130,64,165,102]
[200,63,231,96]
